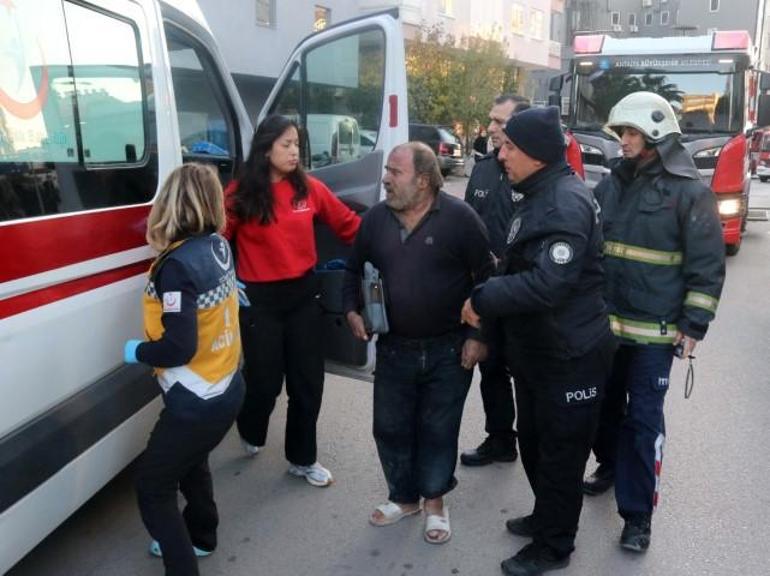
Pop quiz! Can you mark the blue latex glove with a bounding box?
[124,339,142,364]
[237,280,250,307]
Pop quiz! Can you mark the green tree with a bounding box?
[406,24,523,149]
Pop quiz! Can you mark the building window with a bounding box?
[710,0,720,11]
[530,9,544,39]
[644,12,653,25]
[314,5,330,30]
[438,0,454,17]
[628,13,637,26]
[660,10,669,25]
[512,4,525,35]
[611,12,620,26]
[256,0,275,27]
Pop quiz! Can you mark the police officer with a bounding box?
[460,94,530,467]
[462,107,615,576]
[583,92,725,552]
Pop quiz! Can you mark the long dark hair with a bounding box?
[233,114,308,224]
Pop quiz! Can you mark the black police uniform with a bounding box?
[471,159,615,560]
[463,151,519,460]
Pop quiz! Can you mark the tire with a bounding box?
[760,177,768,182]
[726,242,740,256]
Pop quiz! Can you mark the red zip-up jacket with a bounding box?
[224,175,360,282]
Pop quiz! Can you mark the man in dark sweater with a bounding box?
[343,142,494,545]
[461,93,530,467]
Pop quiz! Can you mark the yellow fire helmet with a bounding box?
[604,91,681,143]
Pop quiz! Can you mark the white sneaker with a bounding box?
[288,461,334,487]
[240,439,262,456]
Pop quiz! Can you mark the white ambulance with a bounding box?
[0,1,408,571]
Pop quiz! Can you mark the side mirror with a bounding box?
[548,74,564,92]
[760,72,770,91]
[758,94,770,128]
[548,94,561,112]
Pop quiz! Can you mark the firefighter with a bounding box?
[462,107,615,576]
[583,92,725,552]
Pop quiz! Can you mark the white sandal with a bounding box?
[424,506,451,544]
[369,501,421,526]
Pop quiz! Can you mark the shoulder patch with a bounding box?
[507,217,522,244]
[163,291,182,313]
[549,242,573,265]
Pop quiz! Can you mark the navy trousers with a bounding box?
[594,343,674,517]
[135,375,244,576]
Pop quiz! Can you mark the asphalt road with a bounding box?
[8,177,770,576]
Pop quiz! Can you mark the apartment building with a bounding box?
[196,0,565,113]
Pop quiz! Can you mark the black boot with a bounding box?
[500,542,570,576]
[620,513,651,552]
[460,435,517,466]
[583,463,614,495]
[505,514,535,538]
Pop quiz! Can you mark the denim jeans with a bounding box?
[373,331,473,503]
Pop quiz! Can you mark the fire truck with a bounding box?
[550,30,770,255]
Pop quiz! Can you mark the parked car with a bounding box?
[408,123,464,175]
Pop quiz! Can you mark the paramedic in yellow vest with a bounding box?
[123,163,244,576]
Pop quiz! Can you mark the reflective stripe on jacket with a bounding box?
[593,155,725,343]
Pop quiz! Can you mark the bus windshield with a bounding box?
[572,68,743,136]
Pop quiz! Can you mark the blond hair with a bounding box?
[146,163,225,251]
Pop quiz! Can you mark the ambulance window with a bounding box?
[65,3,146,164]
[166,27,238,183]
[270,28,386,170]
[0,0,157,223]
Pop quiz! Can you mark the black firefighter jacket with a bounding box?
[593,143,725,344]
[464,150,522,257]
[471,160,610,359]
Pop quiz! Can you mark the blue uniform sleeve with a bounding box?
[136,259,198,368]
[472,200,594,318]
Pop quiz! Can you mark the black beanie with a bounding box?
[503,106,565,164]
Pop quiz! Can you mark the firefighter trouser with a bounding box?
[510,333,616,557]
[602,344,674,518]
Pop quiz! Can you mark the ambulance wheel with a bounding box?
[726,242,741,256]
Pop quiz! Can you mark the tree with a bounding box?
[406,24,523,149]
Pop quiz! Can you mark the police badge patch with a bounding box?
[549,241,573,264]
[507,217,522,244]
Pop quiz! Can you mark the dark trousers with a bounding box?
[478,329,516,440]
[135,375,244,576]
[593,344,673,517]
[511,334,615,557]
[237,273,324,466]
[373,331,473,503]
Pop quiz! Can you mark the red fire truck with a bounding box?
[551,30,770,255]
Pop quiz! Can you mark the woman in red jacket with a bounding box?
[225,114,360,487]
